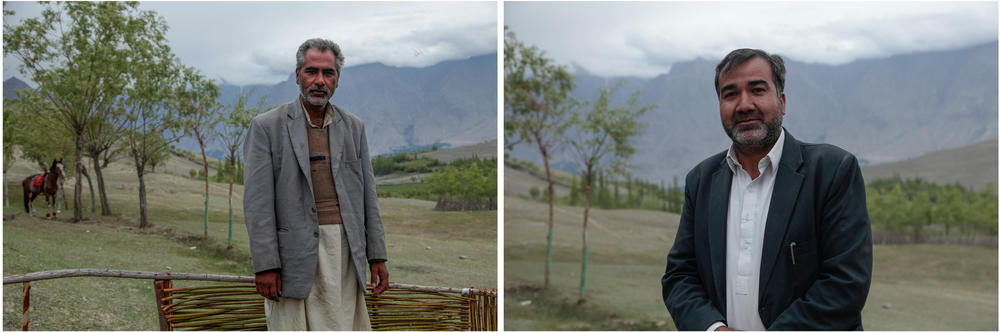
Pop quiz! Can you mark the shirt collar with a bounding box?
[725,128,786,175]
[300,98,336,128]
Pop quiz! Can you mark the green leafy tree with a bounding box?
[667,176,684,214]
[2,97,29,208]
[660,179,667,211]
[613,181,621,209]
[504,27,576,288]
[567,81,653,302]
[4,2,164,221]
[122,23,182,229]
[83,114,127,216]
[625,173,634,208]
[175,66,222,238]
[218,90,268,247]
[969,183,997,236]
[935,185,963,237]
[425,160,497,210]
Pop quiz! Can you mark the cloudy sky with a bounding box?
[505,2,998,78]
[4,1,497,86]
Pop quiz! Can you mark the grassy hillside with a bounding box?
[861,139,998,192]
[418,139,497,164]
[504,165,997,330]
[504,162,571,201]
[3,153,496,330]
[375,140,499,186]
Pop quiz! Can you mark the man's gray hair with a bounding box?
[714,48,786,96]
[296,38,345,73]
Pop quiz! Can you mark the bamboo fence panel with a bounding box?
[3,269,496,331]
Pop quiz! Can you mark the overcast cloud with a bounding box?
[4,1,497,86]
[505,2,998,78]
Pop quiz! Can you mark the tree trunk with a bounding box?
[93,157,112,215]
[227,151,236,249]
[579,165,593,304]
[198,132,209,239]
[73,130,84,222]
[534,133,555,289]
[81,164,95,213]
[4,169,8,209]
[138,165,149,228]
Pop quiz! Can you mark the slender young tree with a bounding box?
[504,27,576,288]
[176,66,222,238]
[122,30,183,229]
[4,2,166,222]
[218,90,268,247]
[567,81,653,302]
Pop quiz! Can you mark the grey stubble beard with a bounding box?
[727,108,783,155]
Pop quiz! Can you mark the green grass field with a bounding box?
[3,153,496,330]
[504,166,998,331]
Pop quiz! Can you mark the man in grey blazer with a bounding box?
[244,38,388,330]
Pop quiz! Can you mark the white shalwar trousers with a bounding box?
[265,224,371,331]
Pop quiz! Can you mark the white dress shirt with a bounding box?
[712,129,785,331]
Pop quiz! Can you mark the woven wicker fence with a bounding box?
[5,269,496,331]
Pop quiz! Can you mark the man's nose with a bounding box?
[735,92,754,112]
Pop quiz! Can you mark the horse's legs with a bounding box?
[27,192,38,216]
[49,195,57,218]
[45,195,53,219]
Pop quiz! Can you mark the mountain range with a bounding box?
[4,53,498,159]
[511,42,999,184]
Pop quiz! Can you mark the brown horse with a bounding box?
[23,159,65,219]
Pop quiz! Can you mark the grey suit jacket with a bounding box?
[243,99,388,299]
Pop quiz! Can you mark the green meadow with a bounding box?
[504,165,998,331]
[3,151,496,330]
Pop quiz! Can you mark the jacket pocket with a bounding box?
[340,160,364,190]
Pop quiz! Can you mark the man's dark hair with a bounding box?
[296,38,345,73]
[714,48,786,96]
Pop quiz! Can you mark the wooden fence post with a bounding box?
[154,279,172,331]
[22,281,30,331]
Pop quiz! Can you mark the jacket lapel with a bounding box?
[328,105,346,176]
[708,160,732,307]
[286,100,313,195]
[758,132,805,293]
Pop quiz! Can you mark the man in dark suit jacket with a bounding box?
[661,48,872,330]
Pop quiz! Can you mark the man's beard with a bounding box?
[299,81,332,107]
[724,108,783,150]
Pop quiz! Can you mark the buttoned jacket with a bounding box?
[243,99,387,299]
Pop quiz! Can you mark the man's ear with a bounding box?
[778,92,786,115]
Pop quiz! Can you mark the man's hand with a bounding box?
[370,261,389,295]
[716,326,739,331]
[255,270,282,301]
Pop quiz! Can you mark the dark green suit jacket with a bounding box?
[662,131,872,330]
